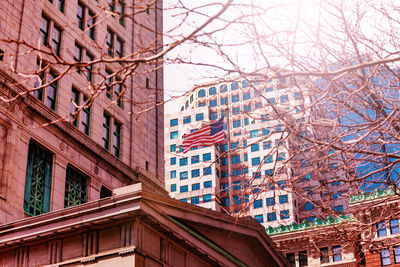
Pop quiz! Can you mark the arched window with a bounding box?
[242,80,250,88]
[220,84,228,93]
[231,82,239,90]
[209,86,217,95]
[198,89,206,98]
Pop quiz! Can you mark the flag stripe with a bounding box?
[182,118,224,153]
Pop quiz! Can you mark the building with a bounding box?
[164,73,348,228]
[0,1,287,265]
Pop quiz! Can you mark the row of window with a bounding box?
[250,154,286,166]
[170,167,212,180]
[170,153,212,166]
[377,219,400,237]
[381,247,400,266]
[253,210,290,223]
[24,140,112,216]
[253,195,289,209]
[180,194,212,204]
[170,181,212,193]
[197,81,253,98]
[286,246,342,267]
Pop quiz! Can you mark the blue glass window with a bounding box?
[191,196,199,204]
[279,195,288,204]
[179,171,188,180]
[209,86,216,95]
[221,97,228,105]
[183,116,191,124]
[231,142,239,149]
[277,180,287,189]
[231,82,239,90]
[192,183,200,191]
[243,104,252,112]
[170,131,178,139]
[232,107,240,115]
[204,181,212,188]
[294,92,302,99]
[233,119,241,128]
[180,198,187,203]
[203,153,211,161]
[265,87,273,92]
[332,246,342,262]
[277,153,286,161]
[261,114,270,122]
[170,184,176,192]
[390,219,400,234]
[377,222,387,237]
[232,94,240,103]
[262,128,270,136]
[264,156,273,164]
[170,144,176,152]
[332,192,342,199]
[254,214,263,223]
[280,95,289,103]
[179,158,188,166]
[305,202,314,211]
[253,172,261,179]
[266,197,275,206]
[250,130,258,138]
[252,157,260,166]
[191,155,199,164]
[170,170,176,178]
[334,205,344,213]
[280,210,289,219]
[209,99,217,107]
[253,199,262,209]
[243,92,251,100]
[251,144,259,152]
[265,169,273,176]
[170,118,178,127]
[263,141,271,149]
[196,113,204,121]
[170,157,176,165]
[381,249,391,266]
[191,169,200,178]
[198,89,205,98]
[203,194,212,203]
[267,98,275,104]
[233,181,241,191]
[210,112,218,120]
[220,84,227,93]
[203,167,212,175]
[394,246,400,263]
[231,155,241,164]
[180,185,188,192]
[267,212,277,222]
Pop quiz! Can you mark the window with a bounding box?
[70,88,91,135]
[254,199,263,209]
[334,205,343,213]
[231,155,241,164]
[286,253,295,267]
[170,131,178,139]
[203,194,212,203]
[77,2,86,30]
[209,86,217,95]
[320,247,329,264]
[64,165,88,208]
[180,198,187,203]
[198,89,206,98]
[171,184,176,192]
[180,185,188,193]
[280,210,289,219]
[394,246,400,263]
[170,118,178,126]
[191,169,200,178]
[170,144,176,152]
[244,118,249,125]
[279,195,288,204]
[381,249,391,266]
[203,153,211,162]
[266,197,275,206]
[377,222,387,237]
[210,112,218,120]
[280,95,289,103]
[294,92,302,100]
[305,202,314,211]
[116,1,125,26]
[262,128,270,136]
[106,28,124,58]
[204,181,212,188]
[232,107,240,115]
[48,0,65,12]
[180,171,188,180]
[191,155,199,164]
[251,144,259,152]
[87,10,96,40]
[113,121,121,157]
[250,130,259,138]
[183,116,191,124]
[231,82,239,90]
[196,113,204,121]
[233,119,241,128]
[391,219,400,234]
[243,92,251,100]
[170,170,176,179]
[277,180,287,189]
[221,97,228,105]
[102,113,122,157]
[24,141,53,216]
[190,196,199,204]
[252,157,260,166]
[203,167,211,175]
[40,14,62,56]
[179,158,188,166]
[263,141,271,150]
[209,99,217,107]
[99,186,112,199]
[170,157,176,165]
[243,104,252,112]
[233,181,241,191]
[254,215,264,223]
[232,94,240,103]
[332,192,342,199]
[299,251,308,267]
[332,246,342,262]
[220,84,228,92]
[192,183,200,191]
[265,169,273,176]
[264,156,273,164]
[267,212,276,222]
[75,42,94,81]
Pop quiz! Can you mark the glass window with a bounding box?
[334,205,344,213]
[264,156,273,164]
[390,219,400,234]
[244,118,249,125]
[220,84,228,92]
[279,195,288,204]
[333,192,342,199]
[180,185,188,193]
[231,155,241,164]
[170,144,176,152]
[51,25,62,55]
[333,246,342,262]
[170,118,178,126]
[196,113,204,121]
[299,251,308,267]
[280,210,289,219]
[232,119,241,128]
[106,28,114,56]
[203,153,211,162]
[179,158,188,166]
[280,95,289,103]
[179,171,188,180]
[183,116,191,124]
[277,153,286,161]
[203,167,211,175]
[242,80,250,88]
[209,86,217,95]
[191,169,200,178]
[305,202,314,211]
[204,181,212,188]
[220,97,228,105]
[180,198,187,203]
[265,169,273,176]
[77,2,85,30]
[191,196,199,204]
[113,121,121,158]
[170,131,178,139]
[210,112,218,120]
[250,130,258,138]
[209,99,217,107]
[254,214,263,223]
[320,247,329,264]
[64,165,87,207]
[232,107,240,115]
[170,157,176,165]
[243,92,251,100]
[102,113,111,150]
[251,144,259,152]
[265,87,273,92]
[40,15,50,46]
[198,89,206,98]
[81,96,91,135]
[394,246,400,263]
[294,92,302,100]
[253,199,262,209]
[192,183,200,191]
[117,1,125,25]
[381,249,391,266]
[191,155,199,164]
[267,212,276,222]
[203,194,212,203]
[24,141,53,216]
[170,184,176,192]
[251,157,260,166]
[87,10,96,39]
[231,82,239,90]
[232,94,239,103]
[377,222,387,237]
[170,170,176,178]
[286,253,295,267]
[263,141,271,150]
[266,197,275,206]
[262,128,270,136]
[46,71,58,110]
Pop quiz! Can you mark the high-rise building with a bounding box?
[165,73,348,227]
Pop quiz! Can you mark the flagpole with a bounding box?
[226,107,234,215]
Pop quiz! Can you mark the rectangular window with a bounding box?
[64,165,88,207]
[280,210,289,219]
[77,2,85,30]
[266,197,275,206]
[263,141,271,150]
[332,192,342,199]
[40,15,50,46]
[277,153,286,161]
[191,169,200,178]
[394,246,400,263]
[183,116,191,124]
[191,196,199,204]
[381,249,391,266]
[232,107,240,115]
[106,28,115,56]
[286,253,295,267]
[192,183,200,191]
[203,167,211,175]
[251,157,260,166]
[332,245,342,262]
[299,251,308,267]
[74,42,83,74]
[170,118,178,127]
[254,214,263,223]
[24,141,53,216]
[267,212,276,222]
[279,195,288,204]
[170,170,176,178]
[253,199,262,209]
[113,120,121,158]
[233,119,241,128]
[171,184,176,192]
[320,247,329,264]
[250,130,258,138]
[46,70,58,110]
[209,99,217,107]
[117,1,125,25]
[210,112,218,120]
[334,205,344,213]
[51,25,62,55]
[179,158,188,166]
[191,155,199,164]
[170,157,176,165]
[84,52,94,82]
[103,113,111,150]
[203,194,212,203]
[390,219,400,234]
[87,10,96,40]
[251,144,259,152]
[280,95,289,103]
[265,87,273,92]
[264,156,273,164]
[116,37,124,58]
[180,171,188,180]
[203,153,211,162]
[170,131,178,139]
[170,144,176,152]
[243,92,251,100]
[377,222,387,237]
[232,94,239,103]
[81,96,91,136]
[70,87,79,126]
[180,185,188,193]
[196,113,204,121]
[204,181,212,188]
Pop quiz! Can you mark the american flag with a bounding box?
[182,118,224,153]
